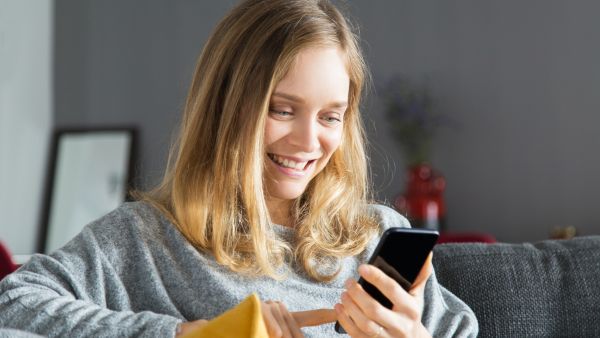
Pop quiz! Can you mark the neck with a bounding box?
[266,198,293,227]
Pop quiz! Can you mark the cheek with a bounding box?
[321,129,343,155]
[264,121,284,146]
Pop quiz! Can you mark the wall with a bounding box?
[52,0,600,243]
[54,0,235,188]
[0,1,53,255]
[349,0,600,242]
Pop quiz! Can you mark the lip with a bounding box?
[267,153,317,178]
[268,153,316,163]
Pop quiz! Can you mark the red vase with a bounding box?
[394,164,446,230]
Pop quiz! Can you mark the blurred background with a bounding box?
[1,0,599,256]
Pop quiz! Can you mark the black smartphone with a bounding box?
[335,227,439,333]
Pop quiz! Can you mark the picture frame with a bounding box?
[37,127,137,253]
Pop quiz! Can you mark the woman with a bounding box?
[0,0,478,337]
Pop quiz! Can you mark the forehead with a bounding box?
[273,47,350,106]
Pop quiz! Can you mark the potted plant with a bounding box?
[380,76,451,230]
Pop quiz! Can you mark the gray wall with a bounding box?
[0,1,52,255]
[54,0,236,188]
[350,1,600,242]
[54,0,600,243]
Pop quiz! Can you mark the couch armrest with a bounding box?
[433,236,600,337]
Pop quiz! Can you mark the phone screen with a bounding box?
[362,228,438,308]
[335,227,438,333]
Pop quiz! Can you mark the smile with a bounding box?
[267,153,317,176]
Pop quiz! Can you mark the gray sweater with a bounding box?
[0,202,478,337]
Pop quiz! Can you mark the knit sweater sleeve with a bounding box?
[0,208,182,338]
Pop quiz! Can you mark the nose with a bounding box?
[289,115,320,153]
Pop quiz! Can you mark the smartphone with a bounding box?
[335,227,439,333]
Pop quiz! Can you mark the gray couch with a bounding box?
[433,236,600,337]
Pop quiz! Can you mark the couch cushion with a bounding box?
[433,236,600,338]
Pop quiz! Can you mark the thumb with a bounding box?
[409,252,433,296]
[291,309,337,327]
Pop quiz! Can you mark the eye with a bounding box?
[321,113,342,125]
[269,108,294,120]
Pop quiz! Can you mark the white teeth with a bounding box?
[270,154,308,170]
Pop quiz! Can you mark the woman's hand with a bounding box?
[335,253,433,338]
[176,302,336,338]
[175,319,208,337]
[261,301,336,338]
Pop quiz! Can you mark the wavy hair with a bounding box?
[142,0,379,282]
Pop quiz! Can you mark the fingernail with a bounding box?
[344,279,353,288]
[358,264,369,276]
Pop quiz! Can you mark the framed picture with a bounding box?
[37,127,137,254]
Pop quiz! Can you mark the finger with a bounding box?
[340,291,384,336]
[292,309,337,327]
[358,264,412,307]
[358,266,423,318]
[175,319,208,337]
[334,303,363,337]
[344,278,398,326]
[409,253,433,296]
[262,301,283,338]
[267,301,294,338]
[276,302,304,338]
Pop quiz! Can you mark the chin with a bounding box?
[268,183,308,201]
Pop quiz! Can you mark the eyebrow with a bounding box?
[272,92,348,109]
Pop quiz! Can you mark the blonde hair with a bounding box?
[142,0,379,282]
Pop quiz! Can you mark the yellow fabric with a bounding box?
[181,293,269,338]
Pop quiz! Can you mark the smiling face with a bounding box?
[263,47,350,218]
